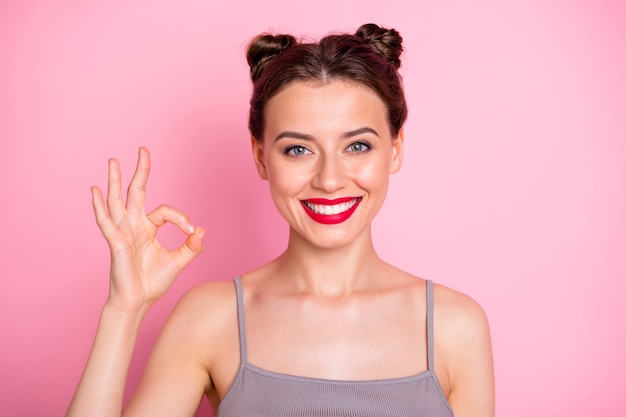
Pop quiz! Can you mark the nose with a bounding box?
[311,153,348,192]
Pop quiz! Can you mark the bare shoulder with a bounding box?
[163,279,238,337]
[126,279,240,415]
[163,280,240,357]
[171,279,237,318]
[431,283,495,416]
[153,279,240,389]
[431,283,492,368]
[432,283,491,338]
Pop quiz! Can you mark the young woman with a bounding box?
[67,23,494,417]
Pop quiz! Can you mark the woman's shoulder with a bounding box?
[431,282,491,343]
[158,278,241,369]
[142,279,242,401]
[178,278,237,302]
[383,266,489,331]
[168,279,238,328]
[430,282,495,411]
[431,281,493,388]
[432,282,488,321]
[156,279,239,355]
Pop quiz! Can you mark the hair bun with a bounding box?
[247,34,297,82]
[355,23,403,69]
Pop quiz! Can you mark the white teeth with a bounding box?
[305,199,359,215]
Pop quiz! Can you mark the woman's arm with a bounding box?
[122,281,237,417]
[66,148,204,417]
[65,304,144,417]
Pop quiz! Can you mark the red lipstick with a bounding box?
[300,197,362,225]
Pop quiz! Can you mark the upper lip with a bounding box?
[303,197,360,205]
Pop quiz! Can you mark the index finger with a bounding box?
[126,147,151,213]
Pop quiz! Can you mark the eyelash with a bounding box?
[346,141,371,153]
[283,141,372,157]
[284,145,311,157]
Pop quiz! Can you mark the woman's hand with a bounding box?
[91,147,204,314]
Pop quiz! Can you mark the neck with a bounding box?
[273,226,385,297]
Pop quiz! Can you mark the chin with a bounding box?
[290,224,370,250]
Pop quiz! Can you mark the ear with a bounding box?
[251,136,268,180]
[389,128,404,174]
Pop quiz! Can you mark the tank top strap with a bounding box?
[426,279,435,371]
[233,277,248,365]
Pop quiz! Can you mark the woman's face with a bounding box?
[252,80,404,249]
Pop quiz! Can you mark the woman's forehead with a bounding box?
[263,81,389,139]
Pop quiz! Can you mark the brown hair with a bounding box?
[246,23,407,140]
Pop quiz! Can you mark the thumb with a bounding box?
[172,226,205,270]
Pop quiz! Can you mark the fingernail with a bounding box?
[187,224,195,233]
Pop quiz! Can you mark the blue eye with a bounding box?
[347,141,371,153]
[285,145,311,156]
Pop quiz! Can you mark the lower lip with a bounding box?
[301,198,361,225]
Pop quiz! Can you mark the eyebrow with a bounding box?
[274,127,380,142]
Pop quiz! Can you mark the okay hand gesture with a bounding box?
[90,147,204,313]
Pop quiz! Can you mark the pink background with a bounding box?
[1,1,625,415]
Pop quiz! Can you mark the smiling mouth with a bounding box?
[303,198,360,214]
[301,197,362,224]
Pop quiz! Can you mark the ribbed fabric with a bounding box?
[216,278,453,417]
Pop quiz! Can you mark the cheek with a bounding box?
[352,157,391,191]
[266,162,309,199]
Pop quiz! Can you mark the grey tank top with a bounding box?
[216,277,454,417]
